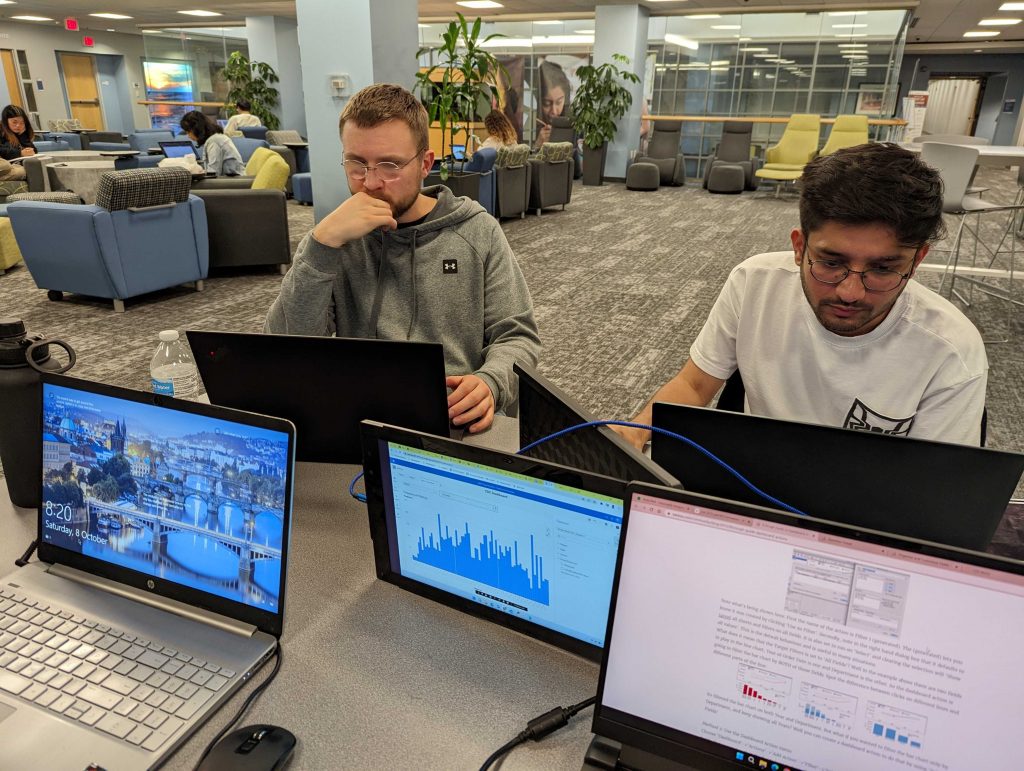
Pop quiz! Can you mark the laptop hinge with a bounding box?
[47,563,258,638]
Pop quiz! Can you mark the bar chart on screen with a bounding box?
[865,701,926,749]
[736,663,791,705]
[799,682,858,728]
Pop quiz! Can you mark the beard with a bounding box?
[367,187,420,220]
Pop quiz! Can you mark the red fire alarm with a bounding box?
[64,17,79,32]
[82,36,95,47]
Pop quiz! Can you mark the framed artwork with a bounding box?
[855,84,885,115]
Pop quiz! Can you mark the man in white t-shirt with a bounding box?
[616,142,988,448]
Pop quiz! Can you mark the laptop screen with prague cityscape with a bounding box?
[40,381,290,614]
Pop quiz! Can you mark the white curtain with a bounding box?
[922,78,981,136]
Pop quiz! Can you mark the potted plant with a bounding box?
[222,51,281,131]
[415,14,506,184]
[570,53,641,186]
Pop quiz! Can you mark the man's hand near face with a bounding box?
[446,375,495,434]
[312,191,397,249]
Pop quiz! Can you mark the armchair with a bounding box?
[754,114,821,188]
[820,114,869,156]
[230,137,271,164]
[702,121,759,191]
[267,130,310,173]
[494,144,532,219]
[637,120,686,186]
[547,116,582,179]
[240,126,269,141]
[128,131,175,152]
[81,131,129,151]
[190,188,290,272]
[7,167,208,312]
[528,142,573,215]
[463,147,497,215]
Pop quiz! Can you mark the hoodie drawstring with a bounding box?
[367,230,388,338]
[407,229,419,340]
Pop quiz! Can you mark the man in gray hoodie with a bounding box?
[265,83,541,433]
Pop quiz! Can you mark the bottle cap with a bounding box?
[158,330,180,342]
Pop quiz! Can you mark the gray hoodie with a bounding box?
[264,186,541,412]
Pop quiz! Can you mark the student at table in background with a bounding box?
[0,105,36,166]
[180,111,245,177]
[223,99,262,137]
[614,143,988,448]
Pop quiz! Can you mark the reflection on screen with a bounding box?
[161,143,195,158]
[382,441,623,646]
[41,383,290,613]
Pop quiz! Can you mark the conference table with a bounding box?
[0,417,601,770]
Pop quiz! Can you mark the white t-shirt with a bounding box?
[690,251,988,445]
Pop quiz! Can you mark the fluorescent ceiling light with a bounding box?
[0,1,16,5]
[107,28,115,31]
[711,60,729,65]
[91,12,133,19]
[737,37,751,41]
[417,23,430,28]
[684,14,720,19]
[456,0,503,8]
[998,2,1024,9]
[711,25,740,29]
[835,33,868,37]
[828,11,866,16]
[12,15,52,20]
[837,43,868,47]
[574,29,594,34]
[832,23,867,28]
[533,20,563,25]
[178,9,222,16]
[665,33,699,50]
[753,53,774,58]
[143,29,162,33]
[964,30,1000,36]
[979,18,1021,25]
[842,54,868,58]
[741,47,769,52]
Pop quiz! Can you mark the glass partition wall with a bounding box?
[141,27,248,132]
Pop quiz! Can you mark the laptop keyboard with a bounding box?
[0,587,233,753]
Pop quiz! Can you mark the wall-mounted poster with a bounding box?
[855,84,885,116]
[495,55,525,142]
[533,54,589,144]
[143,60,195,131]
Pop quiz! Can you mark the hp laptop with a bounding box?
[651,402,1024,551]
[361,420,627,660]
[0,374,294,770]
[158,140,197,159]
[450,144,467,161]
[515,363,679,487]
[587,482,1024,771]
[188,331,452,464]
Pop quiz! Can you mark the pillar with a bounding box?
[246,16,307,136]
[593,4,650,179]
[295,0,419,221]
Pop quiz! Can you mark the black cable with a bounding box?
[191,644,284,771]
[15,539,38,568]
[478,695,597,771]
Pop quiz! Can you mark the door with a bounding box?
[1,50,22,108]
[922,77,981,136]
[59,53,104,130]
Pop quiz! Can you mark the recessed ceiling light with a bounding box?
[964,30,1000,37]
[665,33,699,50]
[979,18,1021,25]
[456,0,504,8]
[999,2,1024,9]
[91,12,132,19]
[711,25,740,30]
[177,9,223,16]
[684,14,720,19]
[12,15,52,20]
[832,24,867,28]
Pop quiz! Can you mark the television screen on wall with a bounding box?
[143,60,195,131]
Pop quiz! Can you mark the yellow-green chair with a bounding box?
[820,114,869,156]
[754,114,821,188]
[247,148,290,192]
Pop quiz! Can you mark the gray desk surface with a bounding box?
[0,416,599,770]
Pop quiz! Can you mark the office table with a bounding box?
[46,160,117,205]
[0,417,600,770]
[899,142,1024,167]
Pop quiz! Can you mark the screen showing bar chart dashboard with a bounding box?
[379,442,623,646]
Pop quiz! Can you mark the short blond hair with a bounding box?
[339,83,430,151]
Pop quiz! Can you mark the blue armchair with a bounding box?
[8,167,208,312]
[128,131,175,152]
[231,137,270,164]
[114,154,164,171]
[464,147,497,215]
[240,125,268,141]
[34,140,71,153]
[44,132,82,150]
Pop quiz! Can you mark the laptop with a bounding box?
[158,140,196,159]
[0,374,294,770]
[515,363,679,487]
[588,482,1024,771]
[451,143,467,160]
[651,402,1024,551]
[361,420,627,661]
[188,331,453,464]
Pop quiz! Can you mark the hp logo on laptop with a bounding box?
[147,579,155,590]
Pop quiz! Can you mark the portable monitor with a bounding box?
[159,139,197,158]
[360,420,627,660]
[589,482,1024,771]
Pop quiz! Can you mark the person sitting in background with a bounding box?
[180,110,245,177]
[479,110,519,151]
[0,105,36,163]
[223,99,262,137]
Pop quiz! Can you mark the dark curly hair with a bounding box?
[179,110,221,146]
[799,142,946,246]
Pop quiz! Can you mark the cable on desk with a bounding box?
[517,420,805,516]
[478,695,597,771]
[348,470,367,503]
[191,644,284,771]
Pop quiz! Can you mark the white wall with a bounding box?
[0,21,150,130]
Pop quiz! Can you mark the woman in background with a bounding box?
[480,110,518,150]
[0,105,36,163]
[180,110,244,177]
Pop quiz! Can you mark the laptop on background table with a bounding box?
[651,402,1024,551]
[158,140,197,159]
[587,482,1024,771]
[188,331,453,464]
[0,374,295,770]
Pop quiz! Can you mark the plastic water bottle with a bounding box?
[150,330,199,399]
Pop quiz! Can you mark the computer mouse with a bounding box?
[196,724,296,771]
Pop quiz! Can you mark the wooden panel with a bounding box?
[60,53,104,131]
[1,51,21,109]
[429,121,490,160]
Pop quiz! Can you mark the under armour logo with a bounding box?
[442,259,458,274]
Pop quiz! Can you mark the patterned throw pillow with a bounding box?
[540,142,573,163]
[496,144,531,169]
[266,130,305,145]
[0,180,28,200]
[95,167,192,212]
[6,191,81,204]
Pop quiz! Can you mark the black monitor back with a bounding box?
[515,363,678,486]
[651,402,1024,551]
[188,331,450,464]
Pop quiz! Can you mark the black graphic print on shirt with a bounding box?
[843,398,915,436]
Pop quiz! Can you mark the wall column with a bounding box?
[246,16,306,136]
[593,4,649,179]
[295,0,419,221]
